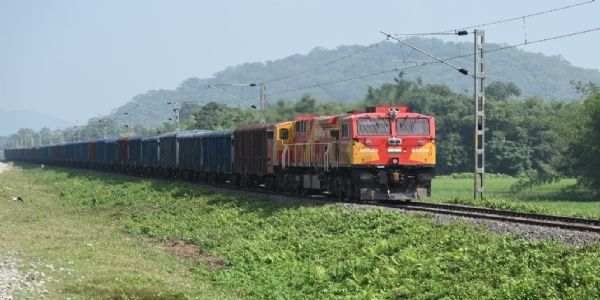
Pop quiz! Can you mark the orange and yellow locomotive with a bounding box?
[272,106,435,201]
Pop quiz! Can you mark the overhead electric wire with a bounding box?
[207,84,257,108]
[127,85,215,120]
[454,0,595,32]
[381,30,470,75]
[392,0,596,36]
[484,26,600,52]
[251,26,600,100]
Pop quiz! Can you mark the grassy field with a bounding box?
[0,166,235,299]
[430,175,600,219]
[1,165,599,299]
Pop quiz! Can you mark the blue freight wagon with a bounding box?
[141,134,160,174]
[48,145,57,164]
[63,142,75,165]
[105,137,119,170]
[159,133,177,176]
[75,141,90,167]
[177,130,208,178]
[128,136,143,173]
[39,146,49,163]
[95,139,107,168]
[201,131,234,183]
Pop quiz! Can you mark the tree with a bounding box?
[191,102,260,131]
[487,131,532,175]
[39,127,52,145]
[571,89,600,193]
[485,81,521,100]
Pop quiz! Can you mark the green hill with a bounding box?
[110,37,600,127]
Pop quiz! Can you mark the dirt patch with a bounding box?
[0,162,11,174]
[155,237,227,272]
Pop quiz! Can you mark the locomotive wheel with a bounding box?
[335,177,345,202]
[337,190,344,202]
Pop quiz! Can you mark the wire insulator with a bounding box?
[458,68,469,75]
[456,30,469,36]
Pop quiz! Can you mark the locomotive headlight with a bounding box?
[392,158,399,164]
[417,139,424,146]
[388,138,402,145]
[365,139,372,146]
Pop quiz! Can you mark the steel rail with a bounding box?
[378,201,600,233]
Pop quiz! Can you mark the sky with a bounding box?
[0,0,599,123]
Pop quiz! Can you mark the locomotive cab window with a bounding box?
[357,118,391,136]
[341,123,349,138]
[295,121,307,133]
[330,129,339,139]
[396,118,430,136]
[279,128,289,140]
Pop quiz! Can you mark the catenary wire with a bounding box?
[392,0,596,36]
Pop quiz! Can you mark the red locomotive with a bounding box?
[270,105,435,201]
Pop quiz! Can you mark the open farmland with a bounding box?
[430,176,600,220]
[1,165,599,299]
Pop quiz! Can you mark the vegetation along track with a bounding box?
[11,163,600,234]
[377,201,600,233]
[165,174,600,234]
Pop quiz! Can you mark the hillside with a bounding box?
[110,37,600,128]
[0,109,72,135]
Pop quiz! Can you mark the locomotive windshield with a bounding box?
[396,118,430,136]
[357,118,391,136]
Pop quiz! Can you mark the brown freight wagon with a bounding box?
[234,123,276,187]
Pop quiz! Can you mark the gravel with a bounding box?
[0,256,21,299]
[337,202,600,246]
[0,250,48,299]
[0,162,9,174]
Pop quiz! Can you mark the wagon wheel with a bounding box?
[336,186,344,202]
[293,178,303,196]
[336,177,347,202]
[345,179,355,202]
[273,175,282,193]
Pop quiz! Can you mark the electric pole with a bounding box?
[381,29,485,199]
[473,29,485,199]
[259,82,267,123]
[166,102,181,131]
[174,106,180,131]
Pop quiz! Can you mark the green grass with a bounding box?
[0,166,236,299]
[430,176,600,219]
[2,165,599,299]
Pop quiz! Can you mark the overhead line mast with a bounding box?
[474,30,485,199]
[382,29,486,199]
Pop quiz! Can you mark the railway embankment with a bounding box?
[1,165,599,299]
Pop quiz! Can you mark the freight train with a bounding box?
[4,106,436,201]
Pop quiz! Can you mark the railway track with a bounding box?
[377,201,600,233]
[232,183,600,234]
[10,162,600,234]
